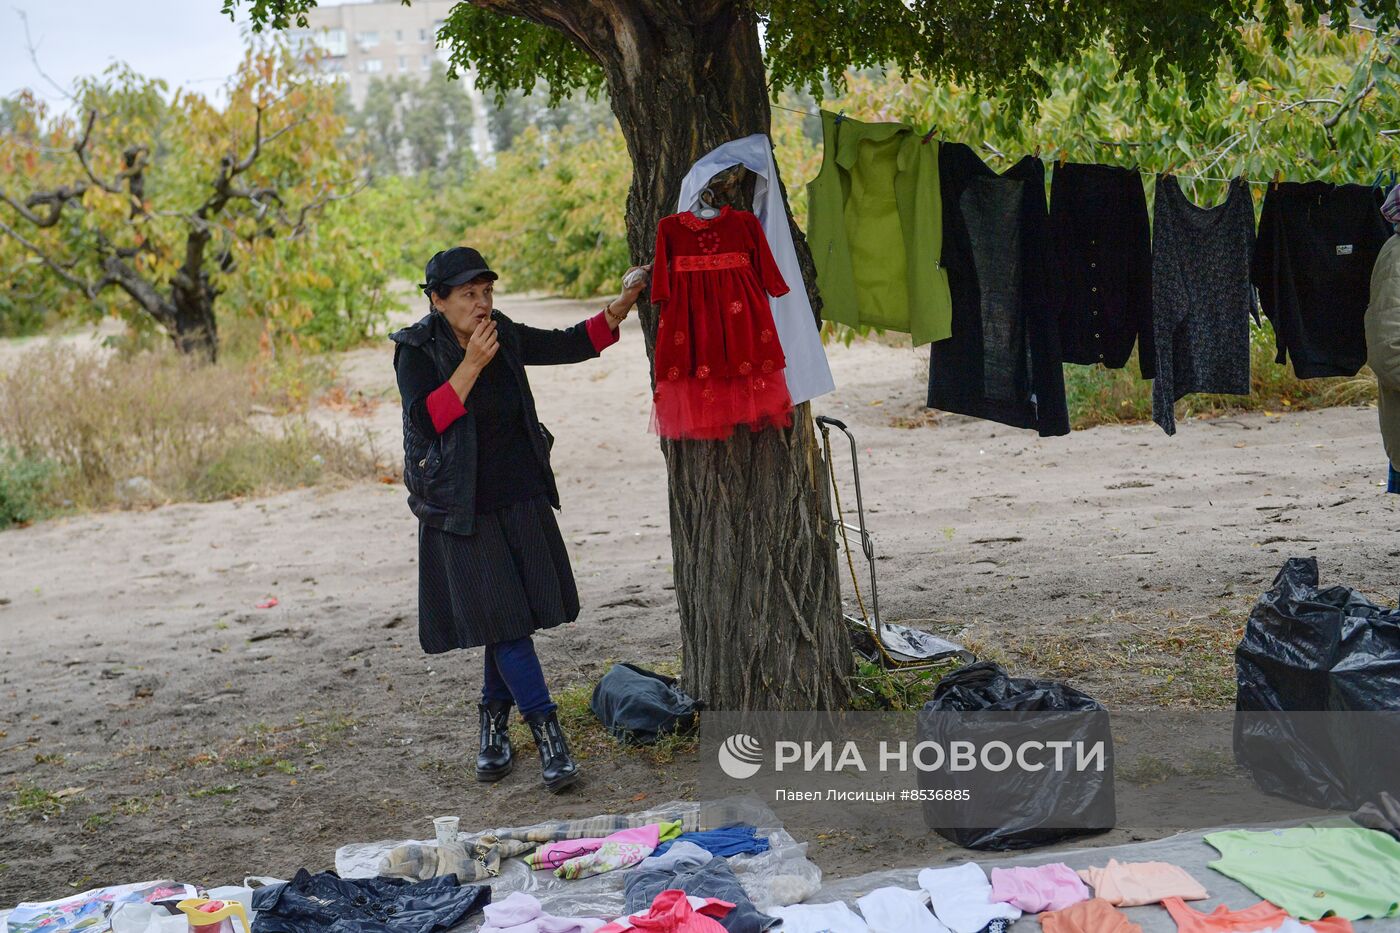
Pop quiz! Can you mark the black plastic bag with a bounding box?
[252,870,489,933]
[917,661,1115,850]
[590,663,701,745]
[1235,557,1400,810]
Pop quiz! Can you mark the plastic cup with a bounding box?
[433,815,460,847]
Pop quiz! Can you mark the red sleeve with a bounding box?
[748,212,789,298]
[425,381,466,433]
[584,310,620,352]
[649,220,671,304]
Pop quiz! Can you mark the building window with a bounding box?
[319,28,347,57]
[419,27,430,42]
[421,54,431,70]
[321,58,345,74]
[395,29,404,42]
[355,30,380,48]
[360,58,383,73]
[398,55,408,72]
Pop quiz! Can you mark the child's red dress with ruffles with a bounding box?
[650,205,793,440]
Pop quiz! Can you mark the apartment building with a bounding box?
[291,0,492,155]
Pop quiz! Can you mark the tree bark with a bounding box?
[96,230,219,363]
[169,228,220,362]
[582,3,852,710]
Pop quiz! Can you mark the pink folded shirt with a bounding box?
[990,864,1091,913]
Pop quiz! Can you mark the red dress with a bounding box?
[650,206,793,440]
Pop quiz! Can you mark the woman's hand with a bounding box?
[448,318,498,402]
[606,264,653,327]
[464,317,499,372]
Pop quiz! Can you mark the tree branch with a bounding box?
[232,106,265,174]
[17,10,75,104]
[0,216,103,297]
[73,111,127,195]
[100,251,179,331]
[0,183,82,227]
[468,0,596,49]
[70,110,149,216]
[285,174,371,235]
[1323,78,1377,128]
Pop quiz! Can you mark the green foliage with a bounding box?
[848,659,952,711]
[0,446,53,528]
[829,21,1397,202]
[455,125,632,298]
[439,5,604,107]
[225,0,1399,118]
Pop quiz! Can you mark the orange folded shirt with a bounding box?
[1162,897,1354,933]
[1039,898,1141,933]
[1077,860,1208,907]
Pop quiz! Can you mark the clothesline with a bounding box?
[766,101,1314,188]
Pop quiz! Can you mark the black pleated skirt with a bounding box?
[417,495,580,653]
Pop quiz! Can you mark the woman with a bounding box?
[1366,186,1400,494]
[391,246,649,792]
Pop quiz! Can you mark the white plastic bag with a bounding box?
[108,903,186,933]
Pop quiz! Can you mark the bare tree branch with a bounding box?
[17,10,75,104]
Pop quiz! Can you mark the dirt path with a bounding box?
[2,295,1395,902]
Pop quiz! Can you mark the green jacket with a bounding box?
[806,110,953,345]
[1366,234,1400,466]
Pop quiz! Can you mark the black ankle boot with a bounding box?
[524,710,580,793]
[476,700,514,782]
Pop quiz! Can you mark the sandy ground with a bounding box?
[2,294,1396,903]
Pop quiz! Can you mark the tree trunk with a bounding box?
[169,268,219,363]
[589,4,852,710]
[163,227,220,362]
[100,242,219,364]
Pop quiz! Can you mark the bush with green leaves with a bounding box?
[0,446,53,528]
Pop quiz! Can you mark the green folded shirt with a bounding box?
[1206,825,1400,920]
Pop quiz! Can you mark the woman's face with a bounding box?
[433,277,494,334]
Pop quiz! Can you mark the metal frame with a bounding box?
[816,415,974,671]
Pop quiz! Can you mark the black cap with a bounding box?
[420,246,498,294]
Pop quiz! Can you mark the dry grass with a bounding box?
[964,607,1245,710]
[0,344,379,523]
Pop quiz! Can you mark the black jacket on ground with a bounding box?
[928,144,1070,437]
[390,309,599,536]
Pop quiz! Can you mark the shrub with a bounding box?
[0,447,53,527]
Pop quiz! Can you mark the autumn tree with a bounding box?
[0,46,361,361]
[225,0,1396,711]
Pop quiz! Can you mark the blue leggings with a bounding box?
[482,635,556,717]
